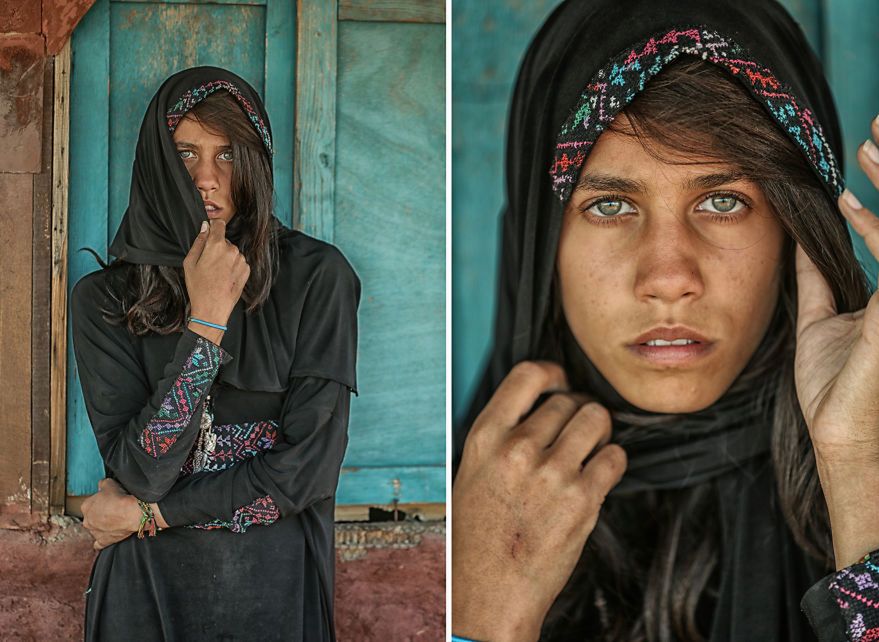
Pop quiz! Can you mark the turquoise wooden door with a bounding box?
[452,0,879,421]
[67,0,446,507]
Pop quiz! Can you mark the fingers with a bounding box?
[473,361,569,440]
[183,221,210,267]
[207,218,227,245]
[856,121,879,191]
[839,188,879,263]
[578,444,627,519]
[795,243,837,334]
[547,402,613,470]
[515,392,588,447]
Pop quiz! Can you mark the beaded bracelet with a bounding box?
[188,316,228,332]
[136,499,158,539]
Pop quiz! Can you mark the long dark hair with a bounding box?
[85,89,279,335]
[542,57,870,641]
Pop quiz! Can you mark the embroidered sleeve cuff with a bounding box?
[188,495,280,533]
[826,549,879,642]
[138,332,229,458]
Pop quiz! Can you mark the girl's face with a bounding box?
[557,116,786,413]
[172,114,237,224]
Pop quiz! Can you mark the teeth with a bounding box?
[205,206,217,211]
[645,339,697,346]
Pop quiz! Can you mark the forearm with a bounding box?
[157,378,349,529]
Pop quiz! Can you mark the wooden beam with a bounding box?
[50,40,71,515]
[295,0,337,242]
[31,56,55,517]
[338,0,444,23]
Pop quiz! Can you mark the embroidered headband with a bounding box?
[166,79,274,156]
[549,27,843,204]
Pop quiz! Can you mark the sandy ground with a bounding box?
[0,519,445,641]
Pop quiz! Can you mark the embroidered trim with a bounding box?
[549,27,843,203]
[191,494,280,533]
[139,337,226,458]
[181,419,279,475]
[166,79,273,156]
[828,555,879,642]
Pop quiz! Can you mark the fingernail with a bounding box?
[200,221,208,233]
[842,189,863,210]
[864,139,879,165]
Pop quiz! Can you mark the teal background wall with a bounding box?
[452,0,879,422]
[67,0,446,507]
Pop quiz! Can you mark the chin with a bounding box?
[614,377,725,415]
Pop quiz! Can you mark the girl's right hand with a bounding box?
[452,361,627,642]
[183,219,250,327]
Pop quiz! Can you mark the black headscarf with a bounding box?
[457,0,846,639]
[104,66,357,394]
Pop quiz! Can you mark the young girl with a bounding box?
[71,66,359,641]
[452,1,879,640]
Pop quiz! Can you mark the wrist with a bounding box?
[150,502,169,529]
[814,450,879,569]
[452,583,546,642]
[187,319,225,346]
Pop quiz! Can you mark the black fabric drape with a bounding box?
[455,1,850,640]
[103,65,357,394]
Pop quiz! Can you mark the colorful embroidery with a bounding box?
[180,419,279,475]
[180,418,281,533]
[139,337,226,458]
[549,27,843,204]
[191,495,280,534]
[166,79,273,156]
[828,552,879,641]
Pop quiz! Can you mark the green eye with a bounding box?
[711,195,737,212]
[219,150,234,162]
[178,149,194,160]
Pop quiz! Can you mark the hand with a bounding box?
[794,115,879,567]
[452,361,627,642]
[183,219,251,330]
[81,478,141,551]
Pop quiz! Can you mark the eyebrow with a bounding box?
[174,141,232,150]
[575,170,748,193]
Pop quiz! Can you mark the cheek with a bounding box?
[557,223,628,336]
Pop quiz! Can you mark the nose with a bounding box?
[188,158,219,196]
[633,213,705,304]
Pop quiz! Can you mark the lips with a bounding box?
[630,325,712,346]
[203,200,223,218]
[627,325,715,366]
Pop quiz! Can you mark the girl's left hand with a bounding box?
[795,115,879,568]
[81,478,141,550]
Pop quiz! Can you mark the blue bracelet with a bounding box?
[451,636,480,642]
[188,317,228,332]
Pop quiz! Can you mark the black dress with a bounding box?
[71,231,359,641]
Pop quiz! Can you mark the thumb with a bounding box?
[186,220,210,263]
[795,243,837,335]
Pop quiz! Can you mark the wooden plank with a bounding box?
[50,40,71,515]
[67,0,109,496]
[265,0,296,229]
[335,502,445,521]
[294,0,337,241]
[0,173,34,514]
[339,0,444,24]
[113,0,267,4]
[334,21,445,504]
[337,465,445,505]
[31,56,55,517]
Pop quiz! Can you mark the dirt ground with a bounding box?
[0,518,445,641]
